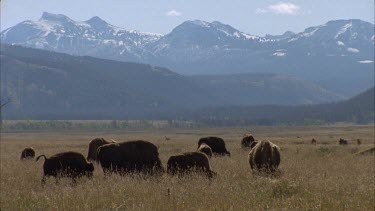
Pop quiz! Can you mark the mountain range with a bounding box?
[1,44,340,120]
[1,12,374,97]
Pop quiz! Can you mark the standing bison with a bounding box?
[248,140,280,173]
[241,134,255,148]
[21,147,35,160]
[97,140,164,175]
[36,151,94,184]
[198,137,230,156]
[167,152,216,178]
[87,138,116,161]
[356,139,361,145]
[339,138,348,145]
[197,144,213,159]
[311,139,317,145]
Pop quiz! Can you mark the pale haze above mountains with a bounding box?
[1,12,374,97]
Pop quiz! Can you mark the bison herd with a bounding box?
[20,135,361,184]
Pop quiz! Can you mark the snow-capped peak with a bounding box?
[185,20,211,28]
[86,16,108,26]
[172,19,262,41]
[40,12,73,23]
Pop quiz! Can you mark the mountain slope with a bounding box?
[186,87,375,125]
[1,45,340,119]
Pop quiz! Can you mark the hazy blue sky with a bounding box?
[1,0,374,36]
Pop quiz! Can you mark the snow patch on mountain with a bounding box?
[358,60,374,64]
[337,41,345,46]
[335,22,352,39]
[301,27,320,37]
[273,52,286,57]
[347,47,359,53]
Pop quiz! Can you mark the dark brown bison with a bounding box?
[167,152,216,178]
[197,144,213,159]
[248,140,280,173]
[356,139,361,145]
[97,140,164,175]
[36,151,94,184]
[21,147,35,160]
[87,138,116,161]
[311,139,317,145]
[339,138,348,145]
[198,137,230,156]
[241,134,255,148]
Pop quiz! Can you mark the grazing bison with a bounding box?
[87,138,116,161]
[356,139,361,145]
[339,138,348,145]
[241,134,255,148]
[167,152,215,178]
[36,151,94,184]
[311,139,317,145]
[97,140,164,175]
[198,137,230,156]
[21,147,35,160]
[248,140,280,173]
[197,144,213,159]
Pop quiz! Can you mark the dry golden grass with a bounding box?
[1,125,374,210]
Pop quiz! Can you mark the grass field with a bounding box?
[1,125,374,210]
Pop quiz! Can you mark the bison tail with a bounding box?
[35,155,47,162]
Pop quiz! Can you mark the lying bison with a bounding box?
[167,152,216,178]
[97,140,164,175]
[36,151,94,184]
[198,137,230,156]
[241,134,255,148]
[248,140,280,173]
[21,147,35,160]
[87,138,116,161]
[339,138,348,145]
[197,144,212,159]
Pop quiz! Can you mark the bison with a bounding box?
[339,138,348,145]
[197,144,213,159]
[198,137,230,156]
[87,138,116,162]
[241,134,255,148]
[356,139,361,145]
[21,147,35,160]
[97,140,164,175]
[167,152,216,178]
[311,139,317,145]
[248,140,280,173]
[36,151,94,184]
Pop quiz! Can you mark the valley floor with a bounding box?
[1,125,374,210]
